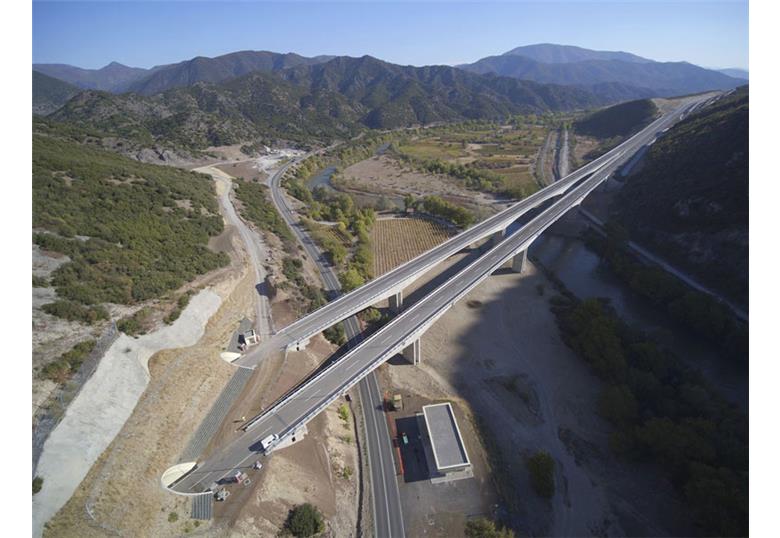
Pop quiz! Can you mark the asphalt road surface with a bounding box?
[269,161,405,537]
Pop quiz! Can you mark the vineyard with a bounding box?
[372,218,454,276]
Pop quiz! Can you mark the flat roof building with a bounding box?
[421,402,471,474]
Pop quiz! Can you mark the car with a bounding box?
[401,433,409,445]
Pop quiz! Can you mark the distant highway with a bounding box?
[232,95,707,370]
[170,93,714,497]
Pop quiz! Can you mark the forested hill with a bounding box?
[574,98,658,139]
[49,55,610,152]
[33,71,80,116]
[613,87,748,306]
[32,128,228,322]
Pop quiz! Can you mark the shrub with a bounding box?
[117,307,151,336]
[323,323,346,346]
[33,476,43,495]
[337,404,350,422]
[41,300,109,325]
[167,512,179,523]
[284,503,325,537]
[33,275,48,288]
[526,451,555,498]
[464,517,515,538]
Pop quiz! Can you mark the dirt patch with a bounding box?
[223,395,360,537]
[215,161,268,183]
[340,155,504,216]
[376,259,692,537]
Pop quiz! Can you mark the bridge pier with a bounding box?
[388,290,403,313]
[403,338,421,365]
[490,229,506,248]
[511,250,528,273]
[286,338,309,353]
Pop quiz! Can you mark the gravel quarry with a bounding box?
[32,289,222,537]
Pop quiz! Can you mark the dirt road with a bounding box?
[195,165,275,339]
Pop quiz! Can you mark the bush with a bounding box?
[323,323,346,346]
[117,307,151,336]
[41,300,109,325]
[33,476,43,495]
[285,503,325,537]
[337,404,350,422]
[167,512,179,523]
[33,275,48,288]
[164,291,193,324]
[464,517,515,538]
[526,451,555,498]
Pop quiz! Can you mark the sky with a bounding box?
[32,1,749,70]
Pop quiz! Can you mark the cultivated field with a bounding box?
[372,217,454,276]
[395,120,552,195]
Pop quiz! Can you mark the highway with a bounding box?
[268,161,406,537]
[172,151,628,497]
[170,93,714,499]
[232,95,707,370]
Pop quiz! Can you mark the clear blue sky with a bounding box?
[33,1,749,70]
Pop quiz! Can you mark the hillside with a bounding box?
[612,87,748,305]
[32,61,150,92]
[460,45,745,97]
[32,130,228,314]
[33,71,80,115]
[50,55,609,151]
[574,98,658,139]
[125,50,335,95]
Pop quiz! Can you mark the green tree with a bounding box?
[526,451,555,498]
[33,476,43,495]
[403,194,416,213]
[339,268,365,292]
[285,503,325,537]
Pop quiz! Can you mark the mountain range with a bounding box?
[33,44,747,153]
[458,44,746,97]
[49,55,608,151]
[34,50,335,94]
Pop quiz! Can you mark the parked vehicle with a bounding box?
[260,433,278,451]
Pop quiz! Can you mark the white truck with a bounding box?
[260,433,278,452]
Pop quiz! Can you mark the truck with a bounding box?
[260,433,278,452]
[392,393,403,411]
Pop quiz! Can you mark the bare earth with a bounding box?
[378,253,692,537]
[340,155,506,216]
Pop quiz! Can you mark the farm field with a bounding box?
[372,217,454,276]
[394,120,553,196]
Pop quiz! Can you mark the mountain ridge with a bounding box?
[459,44,745,97]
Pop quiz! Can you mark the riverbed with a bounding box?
[530,228,748,410]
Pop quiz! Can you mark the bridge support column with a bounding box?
[403,338,421,365]
[490,229,506,247]
[286,339,309,353]
[511,250,528,273]
[388,290,403,313]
